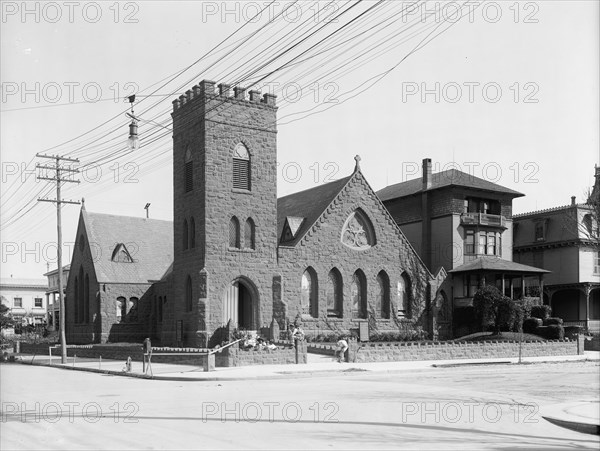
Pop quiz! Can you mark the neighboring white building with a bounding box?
[0,277,48,325]
[513,167,600,333]
[43,265,70,330]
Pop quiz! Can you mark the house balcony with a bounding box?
[461,212,506,228]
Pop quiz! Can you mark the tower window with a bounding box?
[190,217,196,248]
[183,219,189,250]
[233,143,250,191]
[244,218,255,250]
[229,217,240,248]
[184,145,193,193]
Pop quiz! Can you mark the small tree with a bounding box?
[0,304,14,330]
[473,285,517,335]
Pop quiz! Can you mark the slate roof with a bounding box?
[448,256,549,274]
[376,169,524,202]
[277,175,352,246]
[82,210,173,284]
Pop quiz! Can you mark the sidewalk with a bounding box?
[13,349,600,381]
[11,350,600,434]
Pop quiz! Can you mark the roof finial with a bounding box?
[81,197,85,210]
[354,155,361,172]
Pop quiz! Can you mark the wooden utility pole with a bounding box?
[36,154,80,364]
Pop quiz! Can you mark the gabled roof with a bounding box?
[43,265,70,277]
[377,169,524,202]
[81,210,173,284]
[449,256,549,274]
[277,175,352,246]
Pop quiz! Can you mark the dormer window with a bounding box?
[111,243,133,262]
[233,143,250,190]
[281,216,305,242]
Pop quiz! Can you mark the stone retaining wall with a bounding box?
[345,338,581,363]
[215,340,307,367]
[20,341,308,368]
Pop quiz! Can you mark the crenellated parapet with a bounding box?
[172,80,277,112]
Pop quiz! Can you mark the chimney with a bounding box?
[422,158,432,190]
[571,196,576,206]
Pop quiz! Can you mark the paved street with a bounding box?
[1,360,599,450]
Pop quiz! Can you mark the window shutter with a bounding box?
[233,159,250,190]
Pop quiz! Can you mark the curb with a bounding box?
[8,353,600,382]
[542,416,600,436]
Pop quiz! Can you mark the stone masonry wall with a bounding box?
[347,339,579,362]
[215,340,307,367]
[170,81,279,347]
[278,170,434,338]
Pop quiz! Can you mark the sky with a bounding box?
[1,0,599,280]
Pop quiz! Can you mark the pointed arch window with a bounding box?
[233,143,250,190]
[244,218,255,250]
[74,276,79,323]
[116,297,125,322]
[301,268,317,317]
[78,266,84,323]
[184,145,193,193]
[376,271,390,319]
[229,216,240,248]
[398,272,412,319]
[190,217,196,248]
[128,297,139,322]
[84,273,90,324]
[185,276,193,312]
[183,219,189,250]
[326,269,342,318]
[158,296,164,322]
[341,209,375,250]
[351,270,367,319]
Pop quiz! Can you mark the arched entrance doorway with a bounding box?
[223,279,257,330]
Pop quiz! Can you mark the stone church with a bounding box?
[65,80,448,347]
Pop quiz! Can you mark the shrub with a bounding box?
[544,317,563,326]
[474,286,504,332]
[564,325,583,339]
[523,317,543,334]
[474,286,522,334]
[516,298,535,319]
[512,299,535,331]
[530,305,552,320]
[496,298,518,332]
[536,325,564,340]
